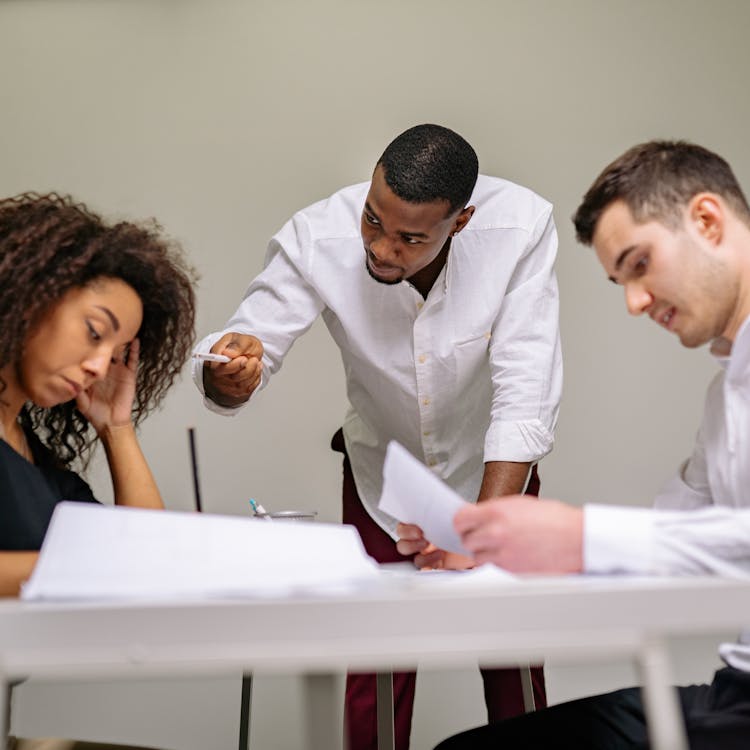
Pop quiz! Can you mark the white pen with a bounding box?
[192,352,231,363]
[249,498,272,521]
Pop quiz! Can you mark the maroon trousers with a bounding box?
[332,430,546,750]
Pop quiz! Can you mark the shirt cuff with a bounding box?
[201,395,245,417]
[583,504,656,574]
[719,629,750,670]
[192,333,225,397]
[483,418,554,463]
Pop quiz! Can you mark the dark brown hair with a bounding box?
[0,192,197,467]
[573,140,750,245]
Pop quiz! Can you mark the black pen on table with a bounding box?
[188,426,203,513]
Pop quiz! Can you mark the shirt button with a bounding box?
[422,397,430,406]
[418,354,427,364]
[417,301,424,310]
[423,430,431,437]
[427,457,437,467]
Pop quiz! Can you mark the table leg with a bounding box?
[238,673,252,750]
[519,665,536,713]
[1,678,8,747]
[376,672,394,750]
[637,637,688,750]
[303,673,340,750]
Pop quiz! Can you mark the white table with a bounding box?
[1,573,749,750]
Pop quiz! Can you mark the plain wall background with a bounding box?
[2,0,749,747]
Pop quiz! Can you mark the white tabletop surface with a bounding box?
[1,572,748,680]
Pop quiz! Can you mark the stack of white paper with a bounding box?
[24,442,510,602]
[21,502,380,601]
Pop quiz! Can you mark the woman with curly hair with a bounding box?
[0,192,196,749]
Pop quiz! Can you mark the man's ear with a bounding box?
[689,193,724,246]
[452,205,475,235]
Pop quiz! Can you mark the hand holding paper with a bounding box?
[378,441,471,556]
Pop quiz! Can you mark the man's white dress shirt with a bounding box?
[584,316,750,671]
[194,176,562,535]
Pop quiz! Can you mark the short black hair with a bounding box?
[376,124,479,214]
[573,140,750,245]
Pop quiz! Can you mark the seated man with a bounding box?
[399,140,750,749]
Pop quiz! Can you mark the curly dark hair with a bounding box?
[377,124,479,214]
[0,192,197,468]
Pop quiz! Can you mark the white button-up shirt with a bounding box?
[194,176,562,535]
[584,316,750,671]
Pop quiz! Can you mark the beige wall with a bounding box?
[2,0,749,747]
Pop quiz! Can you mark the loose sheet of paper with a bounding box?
[381,563,518,589]
[22,502,381,601]
[378,440,471,555]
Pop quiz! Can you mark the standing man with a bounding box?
[193,124,562,749]
[428,140,750,749]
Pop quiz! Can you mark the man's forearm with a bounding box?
[477,460,532,502]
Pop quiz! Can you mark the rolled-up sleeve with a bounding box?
[191,213,326,415]
[483,208,562,463]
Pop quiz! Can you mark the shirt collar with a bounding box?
[404,240,453,299]
[711,315,750,381]
[442,237,455,293]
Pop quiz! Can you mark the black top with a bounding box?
[0,429,98,551]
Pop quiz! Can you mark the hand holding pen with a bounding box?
[197,332,264,408]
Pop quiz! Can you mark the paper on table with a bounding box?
[378,441,471,555]
[381,563,518,588]
[21,502,380,601]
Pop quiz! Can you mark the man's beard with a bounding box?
[364,257,403,285]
